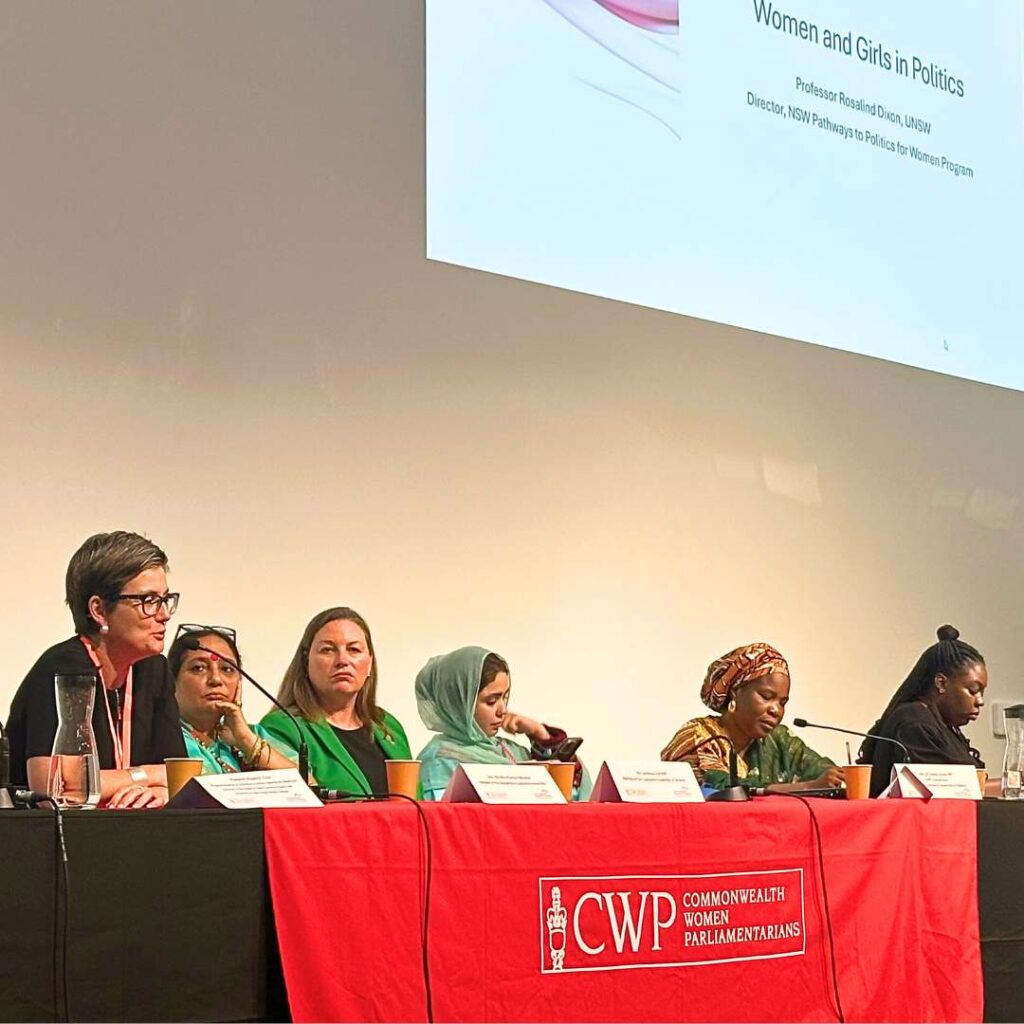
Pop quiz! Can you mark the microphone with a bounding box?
[14,789,51,806]
[669,734,750,802]
[316,788,386,802]
[792,718,911,763]
[181,638,313,790]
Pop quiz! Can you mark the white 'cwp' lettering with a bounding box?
[572,892,606,955]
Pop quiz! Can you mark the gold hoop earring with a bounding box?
[727,699,737,713]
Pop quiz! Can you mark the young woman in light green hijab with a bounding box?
[415,645,590,800]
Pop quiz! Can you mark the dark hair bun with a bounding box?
[937,624,960,643]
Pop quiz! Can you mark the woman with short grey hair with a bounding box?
[8,530,186,808]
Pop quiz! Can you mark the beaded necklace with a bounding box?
[182,720,240,774]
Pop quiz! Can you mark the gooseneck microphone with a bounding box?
[792,718,911,763]
[181,638,312,790]
[670,734,750,802]
[14,789,51,806]
[317,788,383,802]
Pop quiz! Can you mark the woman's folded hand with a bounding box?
[106,783,169,809]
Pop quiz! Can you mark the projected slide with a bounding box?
[426,0,1024,391]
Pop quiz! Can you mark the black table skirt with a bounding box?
[0,808,288,1023]
[978,801,1024,1023]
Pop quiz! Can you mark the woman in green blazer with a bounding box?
[260,606,414,796]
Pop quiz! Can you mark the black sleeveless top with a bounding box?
[330,724,388,795]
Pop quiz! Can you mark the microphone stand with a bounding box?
[709,747,750,803]
[673,734,750,802]
[185,641,312,791]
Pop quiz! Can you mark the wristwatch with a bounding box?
[129,767,148,785]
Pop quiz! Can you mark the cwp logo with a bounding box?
[540,869,805,974]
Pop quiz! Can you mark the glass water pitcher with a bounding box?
[1001,704,1024,800]
[47,673,101,809]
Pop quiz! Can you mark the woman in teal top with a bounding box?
[170,625,298,773]
[260,607,414,796]
[415,645,591,800]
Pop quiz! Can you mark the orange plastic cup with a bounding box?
[977,769,988,797]
[385,760,421,800]
[545,761,575,801]
[165,758,203,798]
[842,764,871,800]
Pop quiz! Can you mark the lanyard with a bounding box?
[497,738,519,764]
[78,635,134,771]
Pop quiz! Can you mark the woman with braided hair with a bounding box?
[861,625,987,797]
[661,642,841,793]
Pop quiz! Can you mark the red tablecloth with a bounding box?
[264,799,982,1023]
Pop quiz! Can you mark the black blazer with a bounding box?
[868,700,982,797]
[7,636,185,786]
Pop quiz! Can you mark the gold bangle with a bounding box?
[246,737,265,768]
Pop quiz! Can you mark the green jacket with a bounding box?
[259,708,414,796]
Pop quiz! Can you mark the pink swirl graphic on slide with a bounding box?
[541,0,680,136]
[593,0,678,33]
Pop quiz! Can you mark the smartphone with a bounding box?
[553,736,583,760]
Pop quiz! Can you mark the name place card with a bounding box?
[167,768,324,809]
[880,763,981,800]
[442,763,566,804]
[589,761,704,803]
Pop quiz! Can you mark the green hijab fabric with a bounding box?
[415,646,528,795]
[415,645,515,761]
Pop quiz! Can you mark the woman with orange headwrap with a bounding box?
[661,643,842,793]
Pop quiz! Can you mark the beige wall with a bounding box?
[2,1,1022,773]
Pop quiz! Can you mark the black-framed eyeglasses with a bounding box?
[114,592,180,617]
[173,622,237,644]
